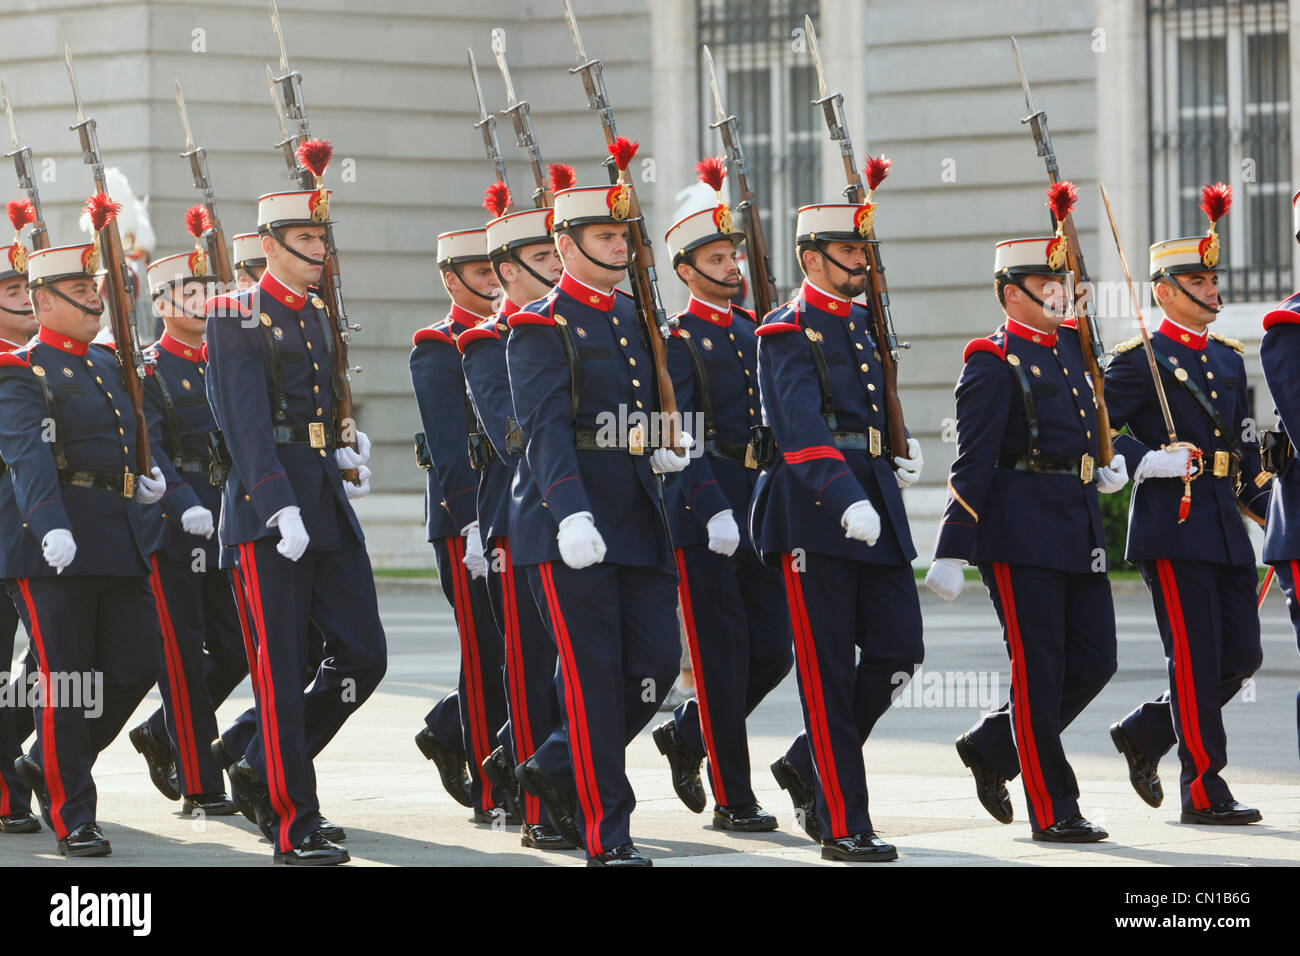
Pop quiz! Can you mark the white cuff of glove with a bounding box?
[650,432,695,475]
[41,528,77,574]
[180,505,215,539]
[840,499,881,545]
[135,466,166,505]
[705,509,741,556]
[893,437,923,488]
[925,558,966,601]
[1133,447,1191,483]
[268,505,310,562]
[343,464,372,499]
[556,511,606,570]
[1095,453,1129,495]
[334,431,372,471]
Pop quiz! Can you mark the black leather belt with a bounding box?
[63,468,137,498]
[273,423,334,449]
[832,428,893,460]
[710,439,752,465]
[997,453,1097,482]
[574,427,648,455]
[173,456,209,474]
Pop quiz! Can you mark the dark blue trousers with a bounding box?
[144,554,248,797]
[4,576,160,839]
[1120,559,1262,811]
[527,560,679,858]
[964,564,1116,832]
[0,594,33,816]
[233,536,386,853]
[1267,560,1300,760]
[673,544,792,808]
[429,535,507,815]
[778,553,923,840]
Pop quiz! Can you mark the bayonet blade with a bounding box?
[703,45,727,125]
[65,44,85,123]
[267,65,290,139]
[492,30,519,109]
[805,15,829,100]
[1010,35,1036,115]
[1,77,18,151]
[268,0,291,75]
[175,79,195,150]
[468,48,490,121]
[562,0,588,65]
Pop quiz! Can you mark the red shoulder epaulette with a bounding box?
[456,325,500,354]
[963,337,1006,362]
[754,321,802,337]
[508,311,555,328]
[0,351,29,368]
[1262,307,1300,331]
[413,326,454,347]
[205,292,252,318]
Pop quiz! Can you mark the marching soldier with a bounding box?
[651,158,792,831]
[458,174,575,849]
[927,185,1127,843]
[0,212,170,857]
[505,157,692,866]
[751,196,925,862]
[124,210,246,818]
[205,163,387,865]
[409,224,511,822]
[0,200,39,834]
[1105,184,1269,825]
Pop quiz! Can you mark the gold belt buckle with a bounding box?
[309,422,327,449]
[868,427,882,458]
[1212,450,1230,478]
[122,472,136,499]
[628,424,645,456]
[1079,454,1095,483]
[743,443,758,469]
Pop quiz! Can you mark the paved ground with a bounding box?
[3,582,1299,867]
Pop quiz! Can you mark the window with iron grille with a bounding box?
[697,0,821,305]
[1148,0,1291,303]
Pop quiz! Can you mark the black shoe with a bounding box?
[770,756,821,843]
[820,831,897,862]
[713,803,779,832]
[0,812,41,834]
[955,733,1014,824]
[472,807,522,826]
[1179,800,1261,825]
[228,758,274,838]
[129,722,181,802]
[317,816,347,842]
[521,822,579,851]
[652,720,707,814]
[1110,723,1163,808]
[586,842,652,867]
[273,829,350,866]
[516,757,583,850]
[1032,813,1109,843]
[14,754,51,831]
[415,728,473,808]
[182,792,239,816]
[481,746,523,822]
[57,822,111,858]
[211,739,257,824]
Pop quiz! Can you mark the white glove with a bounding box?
[343,464,372,500]
[841,499,881,545]
[268,505,310,562]
[893,437,924,488]
[650,432,694,475]
[180,505,215,539]
[1133,447,1192,483]
[462,520,488,580]
[706,509,741,556]
[925,558,966,601]
[1095,454,1128,495]
[556,511,606,570]
[335,430,372,471]
[41,528,76,574]
[135,466,166,505]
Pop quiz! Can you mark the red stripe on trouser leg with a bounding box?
[498,541,540,823]
[447,536,492,812]
[229,566,258,685]
[992,563,1054,829]
[674,548,727,806]
[538,562,604,855]
[149,555,201,794]
[780,555,847,838]
[239,543,295,852]
[15,579,67,837]
[1155,560,1212,810]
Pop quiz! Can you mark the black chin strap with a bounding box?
[686,253,743,295]
[0,305,33,318]
[452,261,500,307]
[571,234,626,274]
[1161,271,1222,315]
[1009,277,1070,318]
[814,240,868,292]
[267,226,326,268]
[43,284,103,317]
[507,249,555,292]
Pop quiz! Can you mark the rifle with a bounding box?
[1011,36,1113,465]
[803,16,909,459]
[174,80,233,286]
[561,0,681,453]
[2,77,50,252]
[266,0,363,483]
[468,47,510,198]
[702,45,776,320]
[64,46,150,477]
[493,29,551,208]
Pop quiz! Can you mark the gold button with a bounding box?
[855,343,864,351]
[319,449,326,457]
[872,404,879,412]
[313,385,320,394]
[306,342,312,350]
[313,363,319,370]
[316,407,323,415]
[122,445,129,453]
[748,387,753,395]
[245,494,251,501]
[628,357,636,367]
[106,392,113,399]
[1079,409,1086,417]
[1072,388,1079,396]
[611,317,619,325]
[1062,368,1069,375]
[1206,371,1214,380]
[744,370,751,377]
[728,333,735,341]
[1201,355,1208,363]
[631,379,640,387]
[1087,430,1092,438]
[95,376,102,384]
[861,364,870,373]
[619,337,627,346]
[1211,390,1218,399]
[748,407,754,415]
[635,400,643,409]
[118,427,124,435]
[849,323,855,331]
[299,321,305,328]
[867,383,876,391]
[114,410,121,417]
[1214,429,1221,436]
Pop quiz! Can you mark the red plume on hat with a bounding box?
[83,192,121,233]
[296,138,333,187]
[185,204,211,239]
[1046,180,1078,242]
[1199,182,1231,233]
[7,199,34,236]
[696,155,726,195]
[608,137,639,182]
[483,181,511,218]
[548,163,576,194]
[863,155,892,200]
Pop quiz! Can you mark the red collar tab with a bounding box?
[1003,317,1057,347]
[798,280,852,317]
[1059,317,1078,330]
[1158,316,1208,351]
[157,331,203,363]
[449,303,491,328]
[498,297,522,319]
[37,324,89,356]
[559,271,615,312]
[258,269,308,310]
[0,337,24,353]
[685,296,734,328]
